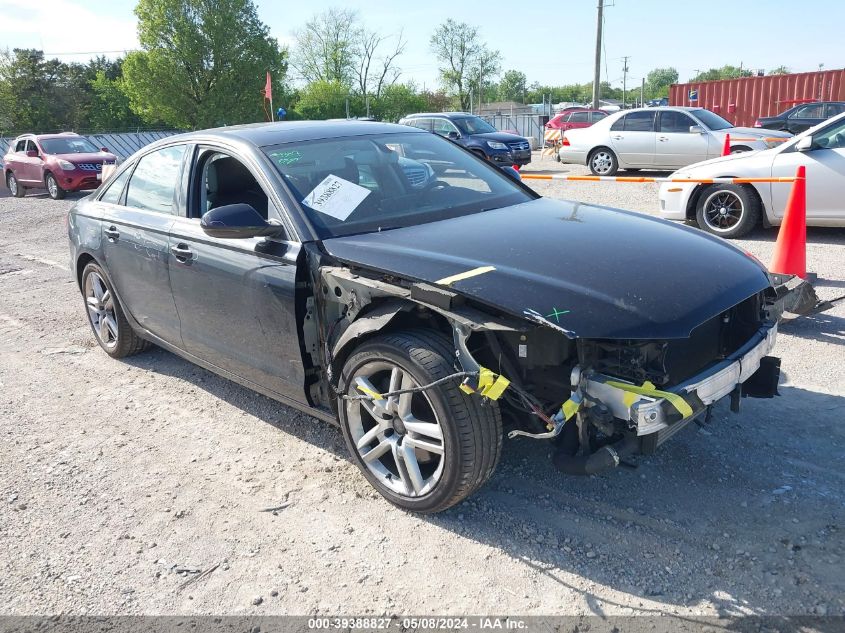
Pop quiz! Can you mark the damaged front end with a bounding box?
[306,259,781,478]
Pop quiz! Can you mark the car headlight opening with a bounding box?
[487,141,509,150]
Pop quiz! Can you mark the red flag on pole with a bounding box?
[262,72,272,101]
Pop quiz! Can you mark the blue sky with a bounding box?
[1,0,843,89]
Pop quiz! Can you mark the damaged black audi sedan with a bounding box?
[67,121,781,513]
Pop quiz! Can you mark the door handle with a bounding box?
[658,136,669,142]
[170,243,194,262]
[611,135,623,140]
[104,226,119,241]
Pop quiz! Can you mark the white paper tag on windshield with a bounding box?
[302,174,371,221]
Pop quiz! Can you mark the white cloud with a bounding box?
[0,0,138,58]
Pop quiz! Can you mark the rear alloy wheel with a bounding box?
[46,173,66,200]
[7,172,24,198]
[81,262,149,358]
[588,148,618,176]
[338,330,502,513]
[695,184,760,239]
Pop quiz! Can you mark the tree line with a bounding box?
[0,0,797,136]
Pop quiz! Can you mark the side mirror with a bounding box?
[447,130,460,140]
[795,135,814,152]
[689,125,705,134]
[26,150,39,158]
[200,204,283,239]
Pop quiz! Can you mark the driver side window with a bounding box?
[195,151,270,220]
[432,119,459,137]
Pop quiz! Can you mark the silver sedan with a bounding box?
[558,106,792,176]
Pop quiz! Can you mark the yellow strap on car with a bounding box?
[561,397,581,421]
[605,379,694,419]
[356,384,383,400]
[436,265,496,287]
[460,366,510,401]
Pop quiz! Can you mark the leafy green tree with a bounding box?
[0,49,68,132]
[644,67,678,99]
[372,83,426,121]
[497,70,527,103]
[293,8,359,87]
[768,65,790,75]
[294,80,349,120]
[691,65,752,82]
[430,19,500,111]
[88,71,147,131]
[121,0,288,129]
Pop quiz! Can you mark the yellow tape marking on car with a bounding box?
[561,397,581,421]
[436,265,496,287]
[460,366,510,401]
[605,379,695,419]
[356,384,383,400]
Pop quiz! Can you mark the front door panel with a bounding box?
[167,217,307,402]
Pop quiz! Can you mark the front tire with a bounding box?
[695,184,760,238]
[46,173,66,200]
[338,330,502,513]
[81,262,149,358]
[588,147,619,176]
[7,172,24,198]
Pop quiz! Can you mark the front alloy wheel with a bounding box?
[46,173,66,200]
[338,330,502,513]
[348,362,445,498]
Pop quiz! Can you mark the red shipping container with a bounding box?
[669,69,845,128]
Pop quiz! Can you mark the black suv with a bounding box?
[754,101,845,134]
[398,112,531,167]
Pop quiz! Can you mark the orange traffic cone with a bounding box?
[769,166,807,278]
[722,133,731,156]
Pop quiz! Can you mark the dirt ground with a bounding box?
[1,157,843,617]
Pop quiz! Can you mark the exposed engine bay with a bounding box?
[299,257,782,477]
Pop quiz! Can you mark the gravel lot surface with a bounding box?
[1,155,843,617]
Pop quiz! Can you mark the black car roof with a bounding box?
[164,120,424,148]
[402,112,475,119]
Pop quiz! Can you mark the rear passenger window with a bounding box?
[568,112,589,123]
[826,104,845,117]
[15,140,27,152]
[623,112,656,132]
[592,111,608,122]
[407,118,432,132]
[125,145,187,214]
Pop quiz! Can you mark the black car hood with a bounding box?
[321,198,771,339]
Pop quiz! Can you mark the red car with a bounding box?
[3,133,117,200]
[545,108,608,131]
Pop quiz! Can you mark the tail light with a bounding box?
[753,119,762,128]
[562,135,571,146]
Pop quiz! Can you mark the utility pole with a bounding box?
[640,77,644,107]
[592,0,604,109]
[622,56,629,108]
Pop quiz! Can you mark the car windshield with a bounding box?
[264,131,534,239]
[40,137,101,154]
[690,109,733,131]
[452,116,497,134]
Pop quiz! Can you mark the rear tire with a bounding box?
[695,184,760,239]
[338,329,502,513]
[81,262,150,358]
[588,147,619,176]
[7,172,24,198]
[46,173,66,200]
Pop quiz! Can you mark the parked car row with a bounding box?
[3,132,117,199]
[754,101,845,134]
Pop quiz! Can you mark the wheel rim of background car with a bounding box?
[84,271,119,350]
[702,190,744,233]
[347,361,445,498]
[47,175,58,198]
[7,174,17,195]
[591,151,613,175]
